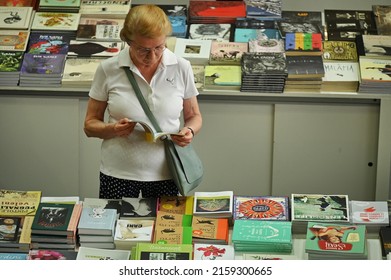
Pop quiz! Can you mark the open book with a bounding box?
[129,120,184,142]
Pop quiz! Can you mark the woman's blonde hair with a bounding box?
[120,5,172,42]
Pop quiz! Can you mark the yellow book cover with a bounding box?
[0,189,42,216]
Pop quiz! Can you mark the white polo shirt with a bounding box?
[89,46,199,181]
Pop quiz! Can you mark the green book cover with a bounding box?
[135,243,193,260]
[305,222,366,255]
[154,226,192,245]
[232,220,292,244]
[31,203,74,233]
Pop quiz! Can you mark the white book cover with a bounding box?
[0,6,33,29]
[76,246,130,260]
[188,23,231,42]
[174,38,212,65]
[323,61,360,82]
[193,243,235,260]
[79,0,131,15]
[193,191,234,215]
[361,34,391,57]
[62,57,103,85]
[114,219,154,242]
[31,12,81,31]
[359,56,391,81]
[350,200,389,225]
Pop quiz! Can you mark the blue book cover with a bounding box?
[26,32,72,55]
[20,53,67,76]
[78,207,117,235]
[234,28,280,42]
[0,253,28,260]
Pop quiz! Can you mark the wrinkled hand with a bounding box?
[114,118,135,137]
[171,127,193,147]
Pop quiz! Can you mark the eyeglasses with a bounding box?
[129,41,166,56]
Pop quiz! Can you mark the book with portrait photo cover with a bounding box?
[128,119,184,143]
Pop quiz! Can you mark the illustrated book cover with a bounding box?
[286,55,325,78]
[0,51,24,73]
[62,57,104,86]
[20,53,67,77]
[77,246,130,260]
[193,243,235,260]
[0,215,33,250]
[350,200,389,225]
[305,222,367,259]
[76,16,124,41]
[188,1,246,23]
[193,191,234,217]
[114,219,154,249]
[379,226,391,259]
[358,56,391,82]
[0,189,42,216]
[241,52,287,75]
[244,0,282,19]
[153,224,192,245]
[203,65,241,91]
[155,212,192,228]
[26,32,72,55]
[233,195,289,221]
[209,41,248,65]
[322,40,358,61]
[291,194,350,222]
[134,243,193,260]
[0,30,29,51]
[28,249,78,260]
[67,40,122,57]
[77,207,117,235]
[372,5,391,35]
[188,23,232,42]
[355,34,391,57]
[234,28,281,42]
[38,0,81,10]
[81,197,122,214]
[31,202,76,236]
[0,6,33,29]
[79,0,131,16]
[249,38,285,53]
[0,252,28,260]
[284,32,322,53]
[120,197,158,219]
[31,12,81,31]
[191,216,229,244]
[157,196,194,215]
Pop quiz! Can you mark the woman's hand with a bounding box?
[171,127,193,147]
[114,118,136,137]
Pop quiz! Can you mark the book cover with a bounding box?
[174,38,212,65]
[77,246,130,260]
[359,56,391,82]
[193,191,234,216]
[305,222,367,256]
[0,30,29,51]
[153,224,192,245]
[244,0,282,18]
[373,5,391,35]
[28,249,78,260]
[31,12,81,31]
[324,9,377,32]
[284,33,322,52]
[322,40,358,61]
[249,38,285,53]
[78,207,117,235]
[0,6,33,29]
[286,55,325,78]
[0,0,36,7]
[20,53,67,77]
[291,194,350,222]
[191,216,229,244]
[31,203,75,235]
[188,1,246,22]
[193,243,235,260]
[234,28,281,42]
[322,61,360,82]
[158,196,194,215]
[0,252,28,260]
[356,34,391,57]
[76,16,124,41]
[277,21,322,38]
[232,220,292,245]
[281,10,322,24]
[134,243,193,260]
[79,0,131,15]
[62,57,103,86]
[0,216,21,242]
[209,41,248,65]
[68,40,122,57]
[188,23,232,42]
[0,189,42,216]
[114,219,154,245]
[241,52,287,75]
[204,65,241,90]
[379,226,391,258]
[120,197,158,219]
[26,32,72,54]
[0,51,24,73]
[39,0,81,8]
[155,212,192,228]
[233,195,289,221]
[350,200,389,225]
[82,197,122,214]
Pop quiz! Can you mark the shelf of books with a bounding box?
[1,188,390,260]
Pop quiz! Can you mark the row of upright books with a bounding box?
[1,188,390,260]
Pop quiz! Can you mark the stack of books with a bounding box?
[191,216,229,245]
[153,212,192,245]
[0,189,42,253]
[193,191,234,219]
[30,202,82,250]
[240,52,287,93]
[233,195,290,221]
[188,0,246,24]
[19,31,71,87]
[232,220,293,253]
[77,207,117,249]
[37,0,81,13]
[291,193,351,233]
[305,222,368,260]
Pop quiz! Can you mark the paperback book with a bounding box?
[28,249,78,260]
[350,200,389,225]
[67,40,122,57]
[372,5,391,35]
[193,191,234,218]
[209,41,248,65]
[0,6,33,29]
[0,215,33,251]
[76,246,130,260]
[26,32,72,55]
[188,23,232,42]
[191,216,229,244]
[79,0,131,16]
[120,197,158,219]
[77,207,117,235]
[62,57,104,87]
[157,196,194,215]
[76,16,124,41]
[174,38,212,65]
[114,219,154,250]
[0,189,42,216]
[322,40,358,61]
[234,28,281,43]
[153,224,192,245]
[134,243,193,260]
[31,11,81,31]
[321,61,360,92]
[244,0,282,19]
[193,243,235,260]
[0,30,29,51]
[204,65,241,91]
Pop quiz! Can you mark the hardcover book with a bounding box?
[204,65,241,91]
[31,203,75,236]
[188,1,246,24]
[193,191,234,218]
[284,33,322,52]
[305,222,367,259]
[372,5,391,35]
[20,53,67,77]
[31,12,81,31]
[291,194,350,222]
[38,0,81,9]
[379,226,391,259]
[324,9,377,32]
[249,38,285,53]
[0,189,42,216]
[322,61,359,92]
[356,34,391,57]
[120,197,158,219]
[77,207,117,235]
[0,51,24,73]
[157,196,194,215]
[244,0,282,19]
[322,40,358,61]
[0,30,29,51]
[82,197,122,214]
[79,0,131,16]
[0,6,33,29]
[0,0,37,7]
[277,21,322,39]
[26,32,72,55]
[241,52,287,75]
[188,23,232,42]
[191,216,229,244]
[235,17,276,29]
[359,56,391,82]
[234,28,281,42]
[68,40,122,57]
[233,195,289,221]
[193,243,235,260]
[286,55,325,78]
[174,38,212,65]
[134,243,193,260]
[76,16,124,41]
[76,246,130,260]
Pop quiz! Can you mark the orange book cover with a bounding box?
[192,217,229,243]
